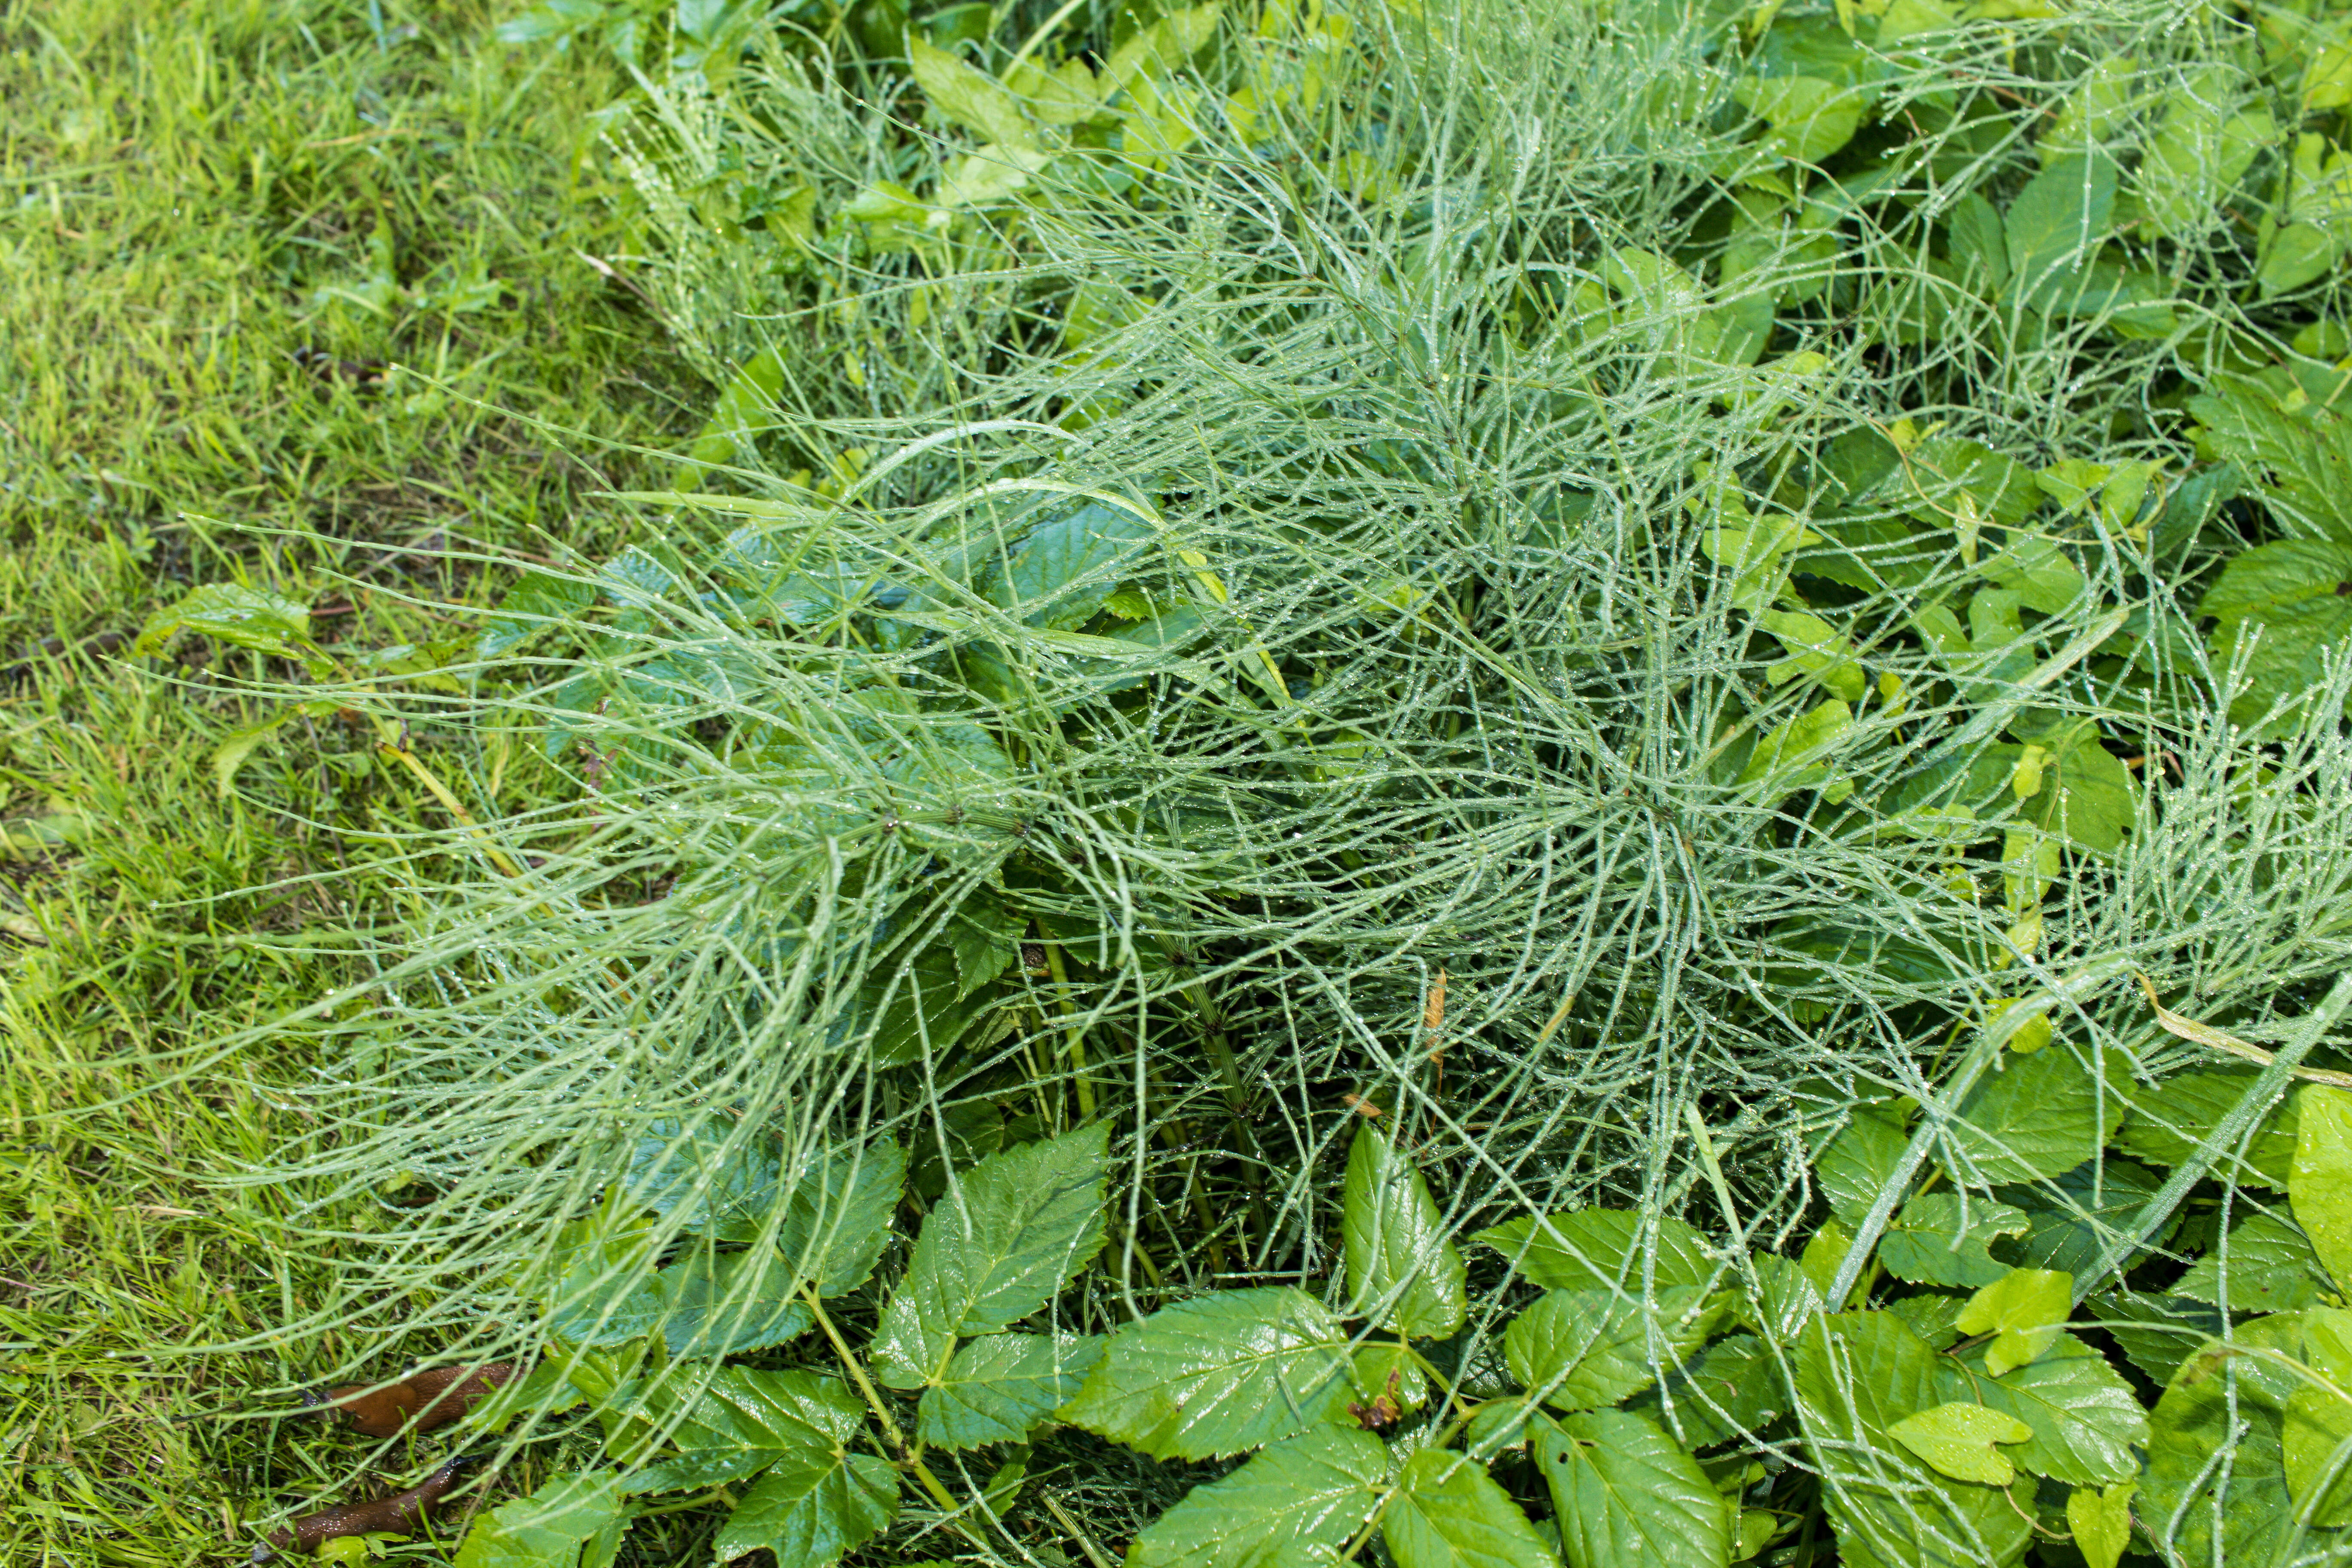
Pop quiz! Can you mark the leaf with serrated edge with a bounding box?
[625,1367,866,1494]
[2171,1211,2332,1313]
[773,1139,906,1299]
[870,1124,1109,1388]
[1629,1332,1788,1450]
[918,1333,1102,1451]
[1473,1208,1717,1293]
[455,1471,626,1568]
[1506,1286,1714,1412]
[1958,1334,2145,1486]
[1128,1426,1388,1568]
[1530,1406,1728,1568]
[1344,1125,1467,1339]
[1057,1286,1359,1460]
[2294,1085,2352,1295]
[1384,1447,1561,1568]
[713,1447,898,1568]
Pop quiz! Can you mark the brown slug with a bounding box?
[304,1363,513,1438]
[252,1454,476,1563]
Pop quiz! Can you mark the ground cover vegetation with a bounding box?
[16,0,2352,1563]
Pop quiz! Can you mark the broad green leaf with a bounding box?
[2066,1481,2134,1568]
[455,1471,626,1568]
[1736,698,1853,800]
[2010,721,2136,855]
[134,582,314,660]
[1506,1286,1716,1412]
[871,1123,1110,1388]
[647,1243,812,1358]
[772,1139,907,1299]
[2006,154,2117,308]
[1945,191,2008,291]
[713,1446,897,1568]
[2085,1289,2224,1384]
[1530,1407,1727,1568]
[1058,1286,1359,1460]
[1382,1448,1561,1568]
[947,891,1024,998]
[1954,1268,2070,1377]
[2038,56,2136,168]
[917,1333,1102,1451]
[1101,3,1220,94]
[907,37,1034,148]
[1816,1102,1912,1229]
[1976,533,2085,616]
[2189,377,2352,545]
[1889,1402,2031,1486]
[1791,1311,2033,1568]
[1997,1156,2172,1277]
[1733,1253,1825,1343]
[1958,1334,2147,1485]
[1473,1209,1718,1294]
[2297,1086,2352,1293]
[623,1118,786,1243]
[2139,82,2273,241]
[2200,541,2352,624]
[2263,222,2342,297]
[1343,1125,1467,1339]
[2172,1210,2333,1313]
[1886,1291,1967,1351]
[2119,1068,2298,1190]
[2285,1306,2352,1526]
[2141,1311,2310,1565]
[1757,609,1866,703]
[1003,56,1101,125]
[1127,1426,1388,1568]
[1627,1333,1788,1449]
[1877,1194,2028,1288]
[626,1367,867,1494]
[1942,1043,2124,1185]
[2210,593,2352,735]
[980,498,1159,631]
[1734,74,1861,164]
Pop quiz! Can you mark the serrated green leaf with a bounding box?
[1383,1447,1561,1568]
[1343,1125,1467,1339]
[1889,1402,2031,1486]
[871,1124,1110,1388]
[773,1139,907,1299]
[1736,698,1853,800]
[1816,1103,1912,1230]
[947,891,1024,998]
[1791,1311,2034,1568]
[1954,1268,2071,1377]
[1997,1157,2173,1277]
[2173,1210,2333,1313]
[713,1446,898,1568]
[2189,377,2352,545]
[2085,1289,2224,1384]
[2297,1086,2352,1294]
[2066,1481,2134,1568]
[2119,1068,2299,1190]
[1628,1332,1788,1449]
[1958,1334,2146,1485]
[1877,1194,2029,1288]
[1506,1286,1716,1412]
[2006,154,2116,309]
[1942,1043,2125,1184]
[907,36,1034,148]
[2200,541,2352,625]
[2285,1306,2352,1526]
[480,568,597,658]
[1473,1208,1718,1294]
[1127,1426,1389,1568]
[626,1367,867,1494]
[980,499,1159,631]
[2141,1310,2310,1565]
[646,1243,812,1358]
[918,1333,1102,1451]
[623,1118,786,1243]
[1757,609,1866,703]
[1057,1286,1359,1460]
[1529,1406,1728,1568]
[134,582,314,660]
[1734,74,1862,164]
[455,1470,626,1568]
[2139,82,2272,242]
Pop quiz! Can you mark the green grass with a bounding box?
[0,1,702,1559]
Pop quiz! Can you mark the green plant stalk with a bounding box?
[798,1283,967,1521]
[1041,940,1097,1119]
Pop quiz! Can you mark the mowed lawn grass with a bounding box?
[1,1,701,1559]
